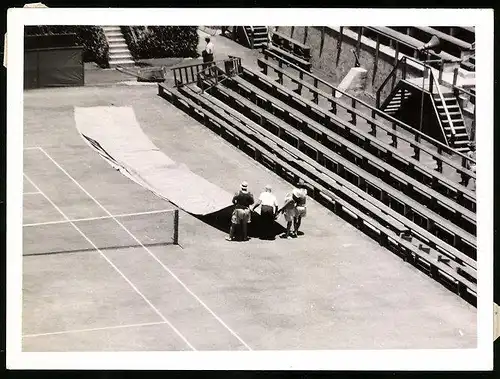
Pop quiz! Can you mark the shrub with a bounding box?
[121,26,199,60]
[25,26,109,68]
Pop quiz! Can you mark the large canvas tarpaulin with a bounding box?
[24,47,84,89]
[74,106,234,216]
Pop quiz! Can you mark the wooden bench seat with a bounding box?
[209,81,476,255]
[368,26,459,61]
[271,30,311,59]
[265,44,312,71]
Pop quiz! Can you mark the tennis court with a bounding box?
[22,60,477,351]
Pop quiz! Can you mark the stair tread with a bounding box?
[441,119,464,123]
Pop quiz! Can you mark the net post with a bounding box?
[173,209,179,245]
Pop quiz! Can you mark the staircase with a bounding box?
[433,92,470,153]
[101,26,135,67]
[234,26,269,49]
[381,87,412,115]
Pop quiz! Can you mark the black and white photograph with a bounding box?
[6,7,494,371]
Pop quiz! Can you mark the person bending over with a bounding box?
[226,181,254,242]
[276,179,308,239]
[251,184,278,240]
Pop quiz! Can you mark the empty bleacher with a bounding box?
[159,37,477,304]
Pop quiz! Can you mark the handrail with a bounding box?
[402,55,457,143]
[171,58,231,72]
[171,60,215,87]
[431,69,457,143]
[241,26,252,49]
[196,56,242,92]
[261,49,474,165]
[428,79,452,146]
[356,26,443,60]
[376,57,404,108]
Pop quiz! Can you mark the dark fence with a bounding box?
[24,34,84,89]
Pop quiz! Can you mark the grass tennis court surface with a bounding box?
[22,60,476,351]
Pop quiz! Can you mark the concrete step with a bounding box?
[109,41,128,49]
[109,53,133,60]
[109,47,131,54]
[104,31,124,38]
[109,59,135,67]
[102,26,121,31]
[107,35,126,41]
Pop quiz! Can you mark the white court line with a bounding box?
[23,172,196,351]
[23,192,41,196]
[23,208,175,227]
[23,146,42,151]
[38,146,252,351]
[23,321,167,338]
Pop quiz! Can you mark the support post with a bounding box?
[320,26,326,57]
[356,27,363,58]
[372,34,380,87]
[173,209,179,245]
[336,27,344,66]
[419,68,426,134]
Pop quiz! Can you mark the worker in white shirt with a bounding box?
[202,37,215,65]
[251,184,278,240]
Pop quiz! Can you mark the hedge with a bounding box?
[120,26,199,60]
[25,26,109,68]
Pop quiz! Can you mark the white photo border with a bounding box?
[6,7,494,371]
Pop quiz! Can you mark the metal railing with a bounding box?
[171,56,242,88]
[196,56,242,92]
[347,26,443,62]
[376,55,457,145]
[172,60,215,87]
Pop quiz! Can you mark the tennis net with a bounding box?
[23,208,180,257]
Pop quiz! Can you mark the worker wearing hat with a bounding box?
[226,181,254,241]
[251,184,279,240]
[276,178,308,239]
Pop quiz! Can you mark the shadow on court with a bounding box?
[196,205,286,240]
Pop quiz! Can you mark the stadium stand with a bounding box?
[159,25,477,304]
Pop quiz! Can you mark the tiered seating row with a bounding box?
[271,30,311,59]
[158,82,477,303]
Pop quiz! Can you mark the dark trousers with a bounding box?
[203,53,214,63]
[261,205,275,239]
